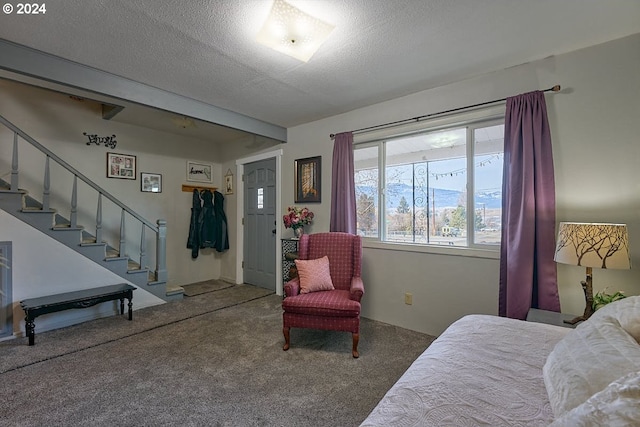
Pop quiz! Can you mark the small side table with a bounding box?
[281,238,299,286]
[526,308,579,329]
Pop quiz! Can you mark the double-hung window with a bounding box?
[354,107,504,249]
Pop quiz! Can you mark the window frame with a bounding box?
[353,105,505,256]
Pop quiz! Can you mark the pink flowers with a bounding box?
[283,206,314,229]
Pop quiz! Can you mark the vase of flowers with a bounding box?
[283,206,314,238]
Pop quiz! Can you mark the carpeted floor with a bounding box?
[0,284,435,427]
[182,279,234,296]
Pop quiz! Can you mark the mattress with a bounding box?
[360,314,570,427]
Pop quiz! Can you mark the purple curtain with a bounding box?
[330,132,357,234]
[499,91,560,319]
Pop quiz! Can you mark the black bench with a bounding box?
[20,283,136,346]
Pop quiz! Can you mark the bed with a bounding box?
[360,296,640,426]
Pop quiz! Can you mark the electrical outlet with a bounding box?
[404,292,413,305]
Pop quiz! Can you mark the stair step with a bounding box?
[21,207,57,214]
[81,240,103,245]
[52,225,84,231]
[127,268,149,276]
[166,285,185,297]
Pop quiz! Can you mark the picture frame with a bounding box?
[186,161,213,183]
[294,156,321,203]
[107,152,136,180]
[224,169,234,195]
[141,172,162,193]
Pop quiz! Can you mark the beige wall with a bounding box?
[283,34,640,336]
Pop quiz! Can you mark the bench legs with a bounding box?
[24,291,134,346]
[119,296,133,320]
[25,318,35,346]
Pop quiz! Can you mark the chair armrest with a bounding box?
[350,277,364,302]
[284,278,301,297]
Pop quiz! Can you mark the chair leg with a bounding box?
[352,333,359,358]
[283,327,290,351]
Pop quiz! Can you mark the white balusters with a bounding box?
[70,175,78,228]
[42,156,50,210]
[95,193,103,244]
[139,226,147,269]
[11,132,18,191]
[119,209,126,257]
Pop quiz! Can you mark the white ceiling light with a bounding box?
[256,0,335,62]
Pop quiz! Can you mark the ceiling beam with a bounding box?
[101,103,125,120]
[0,39,287,142]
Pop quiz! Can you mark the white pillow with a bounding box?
[543,313,640,417]
[549,371,640,427]
[588,295,640,343]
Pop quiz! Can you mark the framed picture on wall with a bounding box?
[107,152,136,180]
[224,169,234,195]
[295,156,321,203]
[186,161,213,183]
[141,172,162,193]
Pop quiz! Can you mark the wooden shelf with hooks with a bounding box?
[181,184,217,193]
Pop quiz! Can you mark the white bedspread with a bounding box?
[360,315,570,427]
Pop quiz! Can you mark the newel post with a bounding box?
[155,219,168,282]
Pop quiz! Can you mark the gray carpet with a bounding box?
[0,284,435,427]
[182,279,234,296]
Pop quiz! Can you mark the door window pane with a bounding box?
[257,188,264,209]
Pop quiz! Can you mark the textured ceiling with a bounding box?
[0,0,639,131]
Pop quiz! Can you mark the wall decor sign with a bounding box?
[224,169,234,195]
[107,152,136,179]
[84,132,117,149]
[141,172,162,193]
[187,161,213,183]
[295,156,321,203]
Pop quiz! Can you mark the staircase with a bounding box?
[0,114,182,301]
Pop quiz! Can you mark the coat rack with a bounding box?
[181,184,217,193]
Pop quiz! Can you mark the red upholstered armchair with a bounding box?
[282,232,364,358]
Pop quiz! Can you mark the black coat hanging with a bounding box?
[200,189,216,248]
[186,189,202,258]
[213,191,230,252]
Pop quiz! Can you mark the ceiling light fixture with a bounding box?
[256,0,335,62]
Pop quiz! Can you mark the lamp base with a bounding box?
[564,269,594,325]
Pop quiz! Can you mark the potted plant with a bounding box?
[283,206,314,238]
[592,288,626,311]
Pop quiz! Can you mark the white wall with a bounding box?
[284,34,640,336]
[0,210,164,337]
[0,80,228,287]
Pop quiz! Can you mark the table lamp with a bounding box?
[554,222,631,325]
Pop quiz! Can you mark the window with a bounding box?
[354,113,504,249]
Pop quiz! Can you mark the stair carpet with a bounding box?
[0,182,182,301]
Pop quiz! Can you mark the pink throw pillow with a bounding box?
[295,256,334,294]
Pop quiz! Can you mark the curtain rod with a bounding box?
[329,85,561,139]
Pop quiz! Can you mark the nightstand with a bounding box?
[526,308,580,328]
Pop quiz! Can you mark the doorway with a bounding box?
[243,158,277,291]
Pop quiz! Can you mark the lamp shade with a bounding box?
[554,222,631,269]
